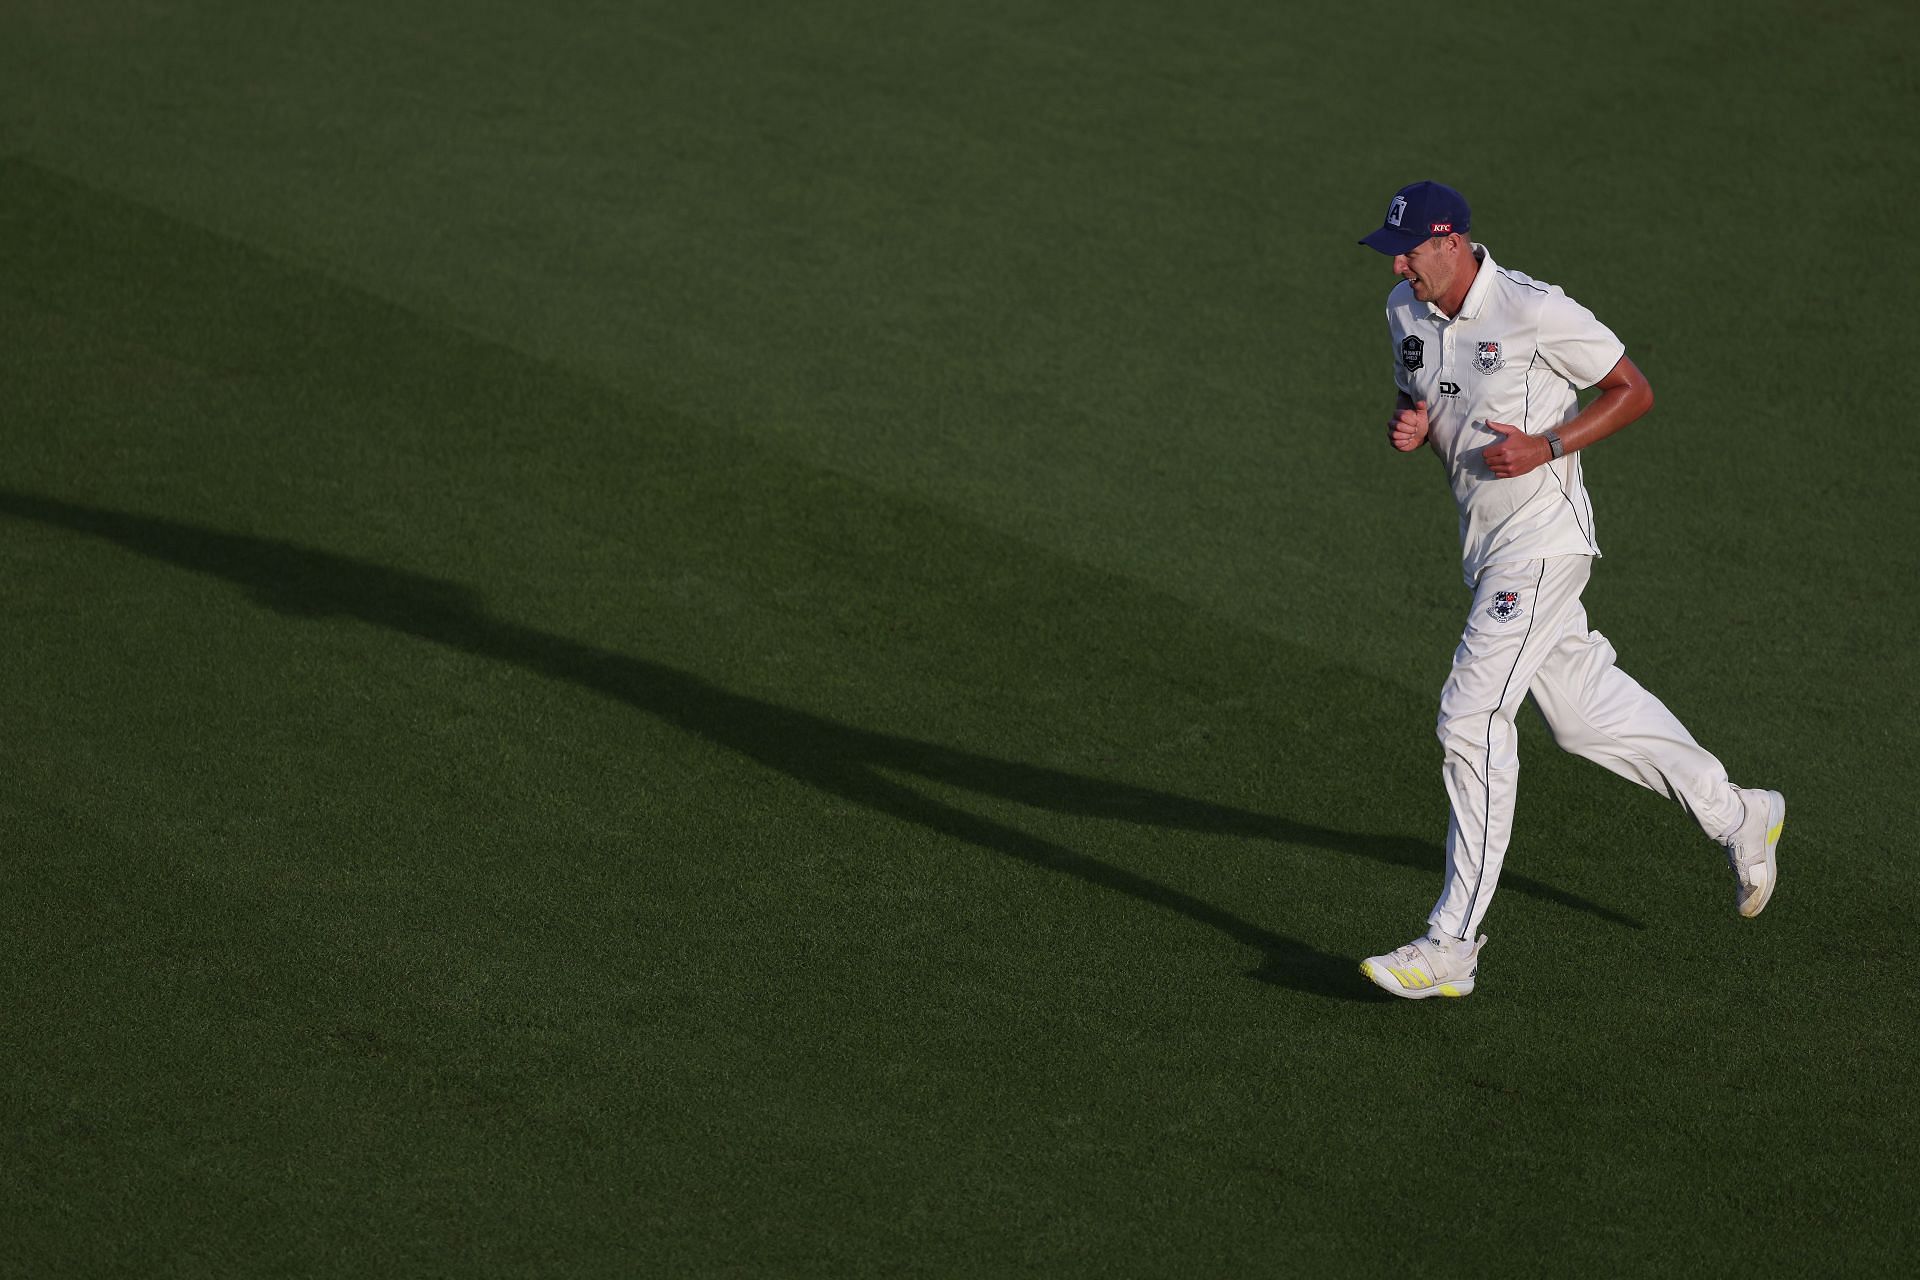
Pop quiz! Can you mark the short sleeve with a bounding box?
[1535,290,1626,390]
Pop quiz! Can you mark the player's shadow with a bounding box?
[1,491,1640,1001]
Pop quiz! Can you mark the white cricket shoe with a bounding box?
[1360,932,1486,1000]
[1723,787,1786,918]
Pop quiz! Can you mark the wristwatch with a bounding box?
[1545,429,1565,460]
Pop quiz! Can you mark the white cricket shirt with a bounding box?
[1386,244,1626,585]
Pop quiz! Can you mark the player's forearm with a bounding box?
[1553,357,1653,456]
[1556,384,1650,453]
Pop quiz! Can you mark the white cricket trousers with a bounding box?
[1429,555,1744,941]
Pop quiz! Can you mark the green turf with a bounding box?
[3,2,1917,1275]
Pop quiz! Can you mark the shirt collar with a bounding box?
[1424,243,1496,322]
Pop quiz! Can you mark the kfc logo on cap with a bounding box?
[1430,222,1452,234]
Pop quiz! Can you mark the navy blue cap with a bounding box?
[1360,181,1471,255]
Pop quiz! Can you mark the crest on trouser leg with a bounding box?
[1487,590,1524,623]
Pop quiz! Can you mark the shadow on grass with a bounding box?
[2,490,1638,1001]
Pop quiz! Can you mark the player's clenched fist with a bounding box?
[1481,420,1549,478]
[1389,399,1429,451]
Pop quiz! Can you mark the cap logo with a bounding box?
[1430,221,1452,234]
[1386,195,1407,228]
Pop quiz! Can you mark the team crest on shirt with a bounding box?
[1487,591,1524,624]
[1474,341,1505,373]
[1401,336,1424,371]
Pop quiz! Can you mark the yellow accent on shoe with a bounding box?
[1728,788,1786,919]
[1392,967,1431,989]
[1438,984,1464,997]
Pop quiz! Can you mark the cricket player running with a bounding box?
[1355,181,1784,999]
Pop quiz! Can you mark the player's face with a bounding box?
[1393,234,1463,304]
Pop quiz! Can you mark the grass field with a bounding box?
[4,2,1917,1275]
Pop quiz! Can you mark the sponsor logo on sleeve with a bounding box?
[1400,335,1425,371]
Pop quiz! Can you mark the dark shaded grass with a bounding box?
[3,0,1918,1271]
[4,159,1914,1279]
